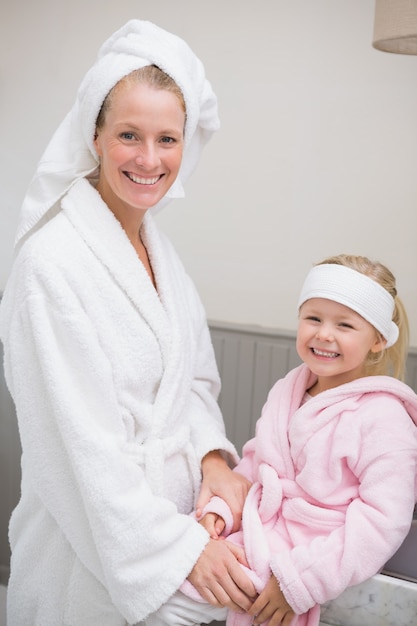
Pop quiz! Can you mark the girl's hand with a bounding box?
[248,575,295,626]
[198,512,226,538]
[196,451,251,532]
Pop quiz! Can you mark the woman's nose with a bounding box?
[135,143,161,169]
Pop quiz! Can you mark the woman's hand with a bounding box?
[196,450,251,532]
[248,574,295,626]
[187,538,256,612]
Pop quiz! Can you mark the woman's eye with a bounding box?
[160,136,175,144]
[121,132,135,140]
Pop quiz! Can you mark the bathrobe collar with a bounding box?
[62,179,169,340]
[61,178,192,440]
[290,363,417,429]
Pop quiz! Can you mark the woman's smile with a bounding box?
[94,81,185,228]
[125,172,163,185]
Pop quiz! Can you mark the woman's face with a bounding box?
[93,80,185,220]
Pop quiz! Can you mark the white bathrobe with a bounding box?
[0,178,238,626]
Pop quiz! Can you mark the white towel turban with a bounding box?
[15,19,220,247]
[298,264,399,348]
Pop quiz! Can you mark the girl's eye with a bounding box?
[306,316,320,322]
[339,322,354,329]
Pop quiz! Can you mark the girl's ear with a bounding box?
[370,334,387,354]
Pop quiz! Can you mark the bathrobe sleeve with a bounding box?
[271,392,417,614]
[2,268,212,623]
[180,275,238,463]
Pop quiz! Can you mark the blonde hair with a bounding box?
[96,65,186,131]
[316,254,409,380]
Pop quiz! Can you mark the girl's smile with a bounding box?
[297,298,386,394]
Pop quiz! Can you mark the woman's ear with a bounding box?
[370,334,387,354]
[93,131,102,157]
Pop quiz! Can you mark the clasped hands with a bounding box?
[188,453,295,626]
[188,514,294,626]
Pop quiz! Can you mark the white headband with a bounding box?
[298,264,399,348]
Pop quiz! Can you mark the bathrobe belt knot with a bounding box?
[250,463,306,523]
[237,463,311,589]
[198,462,306,537]
[124,425,201,496]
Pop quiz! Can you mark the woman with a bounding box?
[0,19,255,626]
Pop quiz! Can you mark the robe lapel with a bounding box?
[62,179,193,435]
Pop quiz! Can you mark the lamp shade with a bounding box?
[373,0,417,54]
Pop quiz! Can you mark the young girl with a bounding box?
[179,254,417,626]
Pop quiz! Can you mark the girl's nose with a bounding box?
[316,324,335,342]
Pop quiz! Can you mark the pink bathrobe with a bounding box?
[184,364,417,626]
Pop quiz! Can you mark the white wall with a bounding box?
[1,1,416,344]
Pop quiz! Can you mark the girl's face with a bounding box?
[93,81,185,221]
[296,298,385,394]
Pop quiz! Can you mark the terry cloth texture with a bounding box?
[182,364,417,626]
[0,179,238,625]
